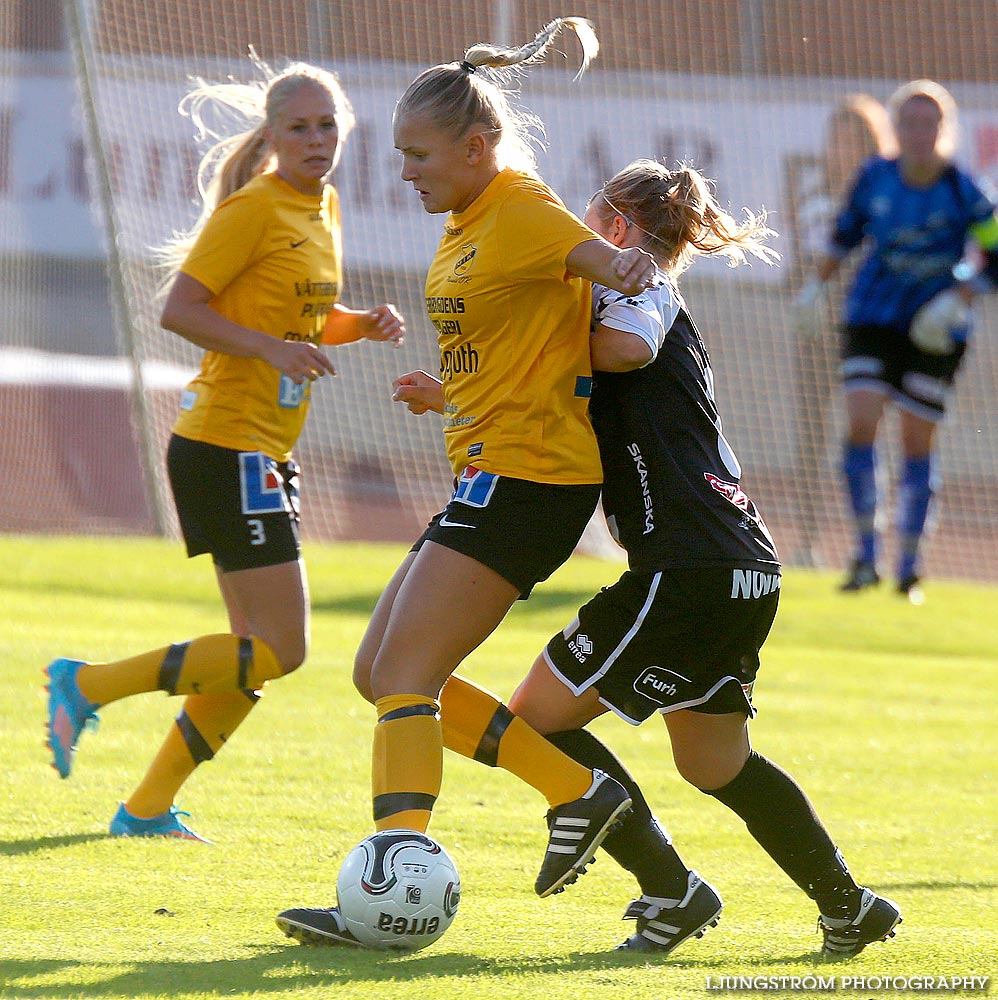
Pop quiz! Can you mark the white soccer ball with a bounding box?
[336,829,461,952]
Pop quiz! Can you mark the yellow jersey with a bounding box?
[425,169,602,484]
[172,172,343,461]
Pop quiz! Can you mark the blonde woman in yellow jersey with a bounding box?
[363,161,899,961]
[44,55,404,842]
[277,18,662,947]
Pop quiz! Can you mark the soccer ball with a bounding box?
[336,829,461,952]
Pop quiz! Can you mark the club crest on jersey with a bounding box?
[704,472,758,519]
[453,243,478,277]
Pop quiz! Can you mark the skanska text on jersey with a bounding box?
[628,442,655,535]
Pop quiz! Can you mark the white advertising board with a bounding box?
[3,62,998,282]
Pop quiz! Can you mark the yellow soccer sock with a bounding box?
[76,634,282,705]
[440,674,592,807]
[124,688,261,818]
[372,694,442,832]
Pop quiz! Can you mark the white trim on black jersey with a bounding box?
[589,276,780,571]
[591,273,683,365]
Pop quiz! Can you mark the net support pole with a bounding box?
[739,0,765,75]
[62,0,171,536]
[492,0,514,45]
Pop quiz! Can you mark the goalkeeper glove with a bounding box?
[908,288,970,355]
[792,277,829,341]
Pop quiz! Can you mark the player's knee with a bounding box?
[673,747,744,791]
[280,653,306,675]
[507,688,556,735]
[353,626,380,703]
[676,758,716,790]
[352,655,375,704]
[267,634,308,675]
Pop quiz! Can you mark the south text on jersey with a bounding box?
[440,343,479,381]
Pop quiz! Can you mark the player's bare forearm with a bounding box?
[323,303,406,346]
[566,239,658,295]
[392,370,444,415]
[161,276,272,359]
[161,273,335,383]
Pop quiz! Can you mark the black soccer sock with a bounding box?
[703,750,862,919]
[547,728,691,898]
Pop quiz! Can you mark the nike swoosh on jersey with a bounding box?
[438,514,476,529]
[290,238,309,248]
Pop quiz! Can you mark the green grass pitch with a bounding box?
[1,534,996,999]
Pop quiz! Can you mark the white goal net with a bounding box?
[3,0,997,580]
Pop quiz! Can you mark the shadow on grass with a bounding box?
[0,832,106,857]
[879,878,998,891]
[311,586,598,618]
[12,575,220,609]
[11,580,600,621]
[509,587,604,615]
[310,590,387,616]
[0,942,828,999]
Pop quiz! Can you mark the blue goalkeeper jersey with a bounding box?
[830,156,996,329]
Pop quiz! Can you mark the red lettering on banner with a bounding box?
[975,125,998,168]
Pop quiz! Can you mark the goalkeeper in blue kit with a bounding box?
[796,79,998,600]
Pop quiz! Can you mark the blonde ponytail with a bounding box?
[596,159,779,275]
[461,17,598,81]
[394,17,599,177]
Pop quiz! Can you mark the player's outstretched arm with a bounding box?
[323,303,406,346]
[566,239,658,296]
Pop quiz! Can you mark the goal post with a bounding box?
[6,0,995,580]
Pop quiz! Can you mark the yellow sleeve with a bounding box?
[180,189,269,295]
[496,182,597,283]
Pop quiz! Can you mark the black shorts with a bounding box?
[544,566,781,724]
[167,434,301,573]
[413,466,601,598]
[841,323,967,422]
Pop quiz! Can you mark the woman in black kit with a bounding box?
[396,158,902,960]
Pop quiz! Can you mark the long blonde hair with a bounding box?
[393,17,599,177]
[158,50,355,275]
[887,78,959,159]
[592,159,778,276]
[824,93,895,198]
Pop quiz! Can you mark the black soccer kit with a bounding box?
[545,280,782,724]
